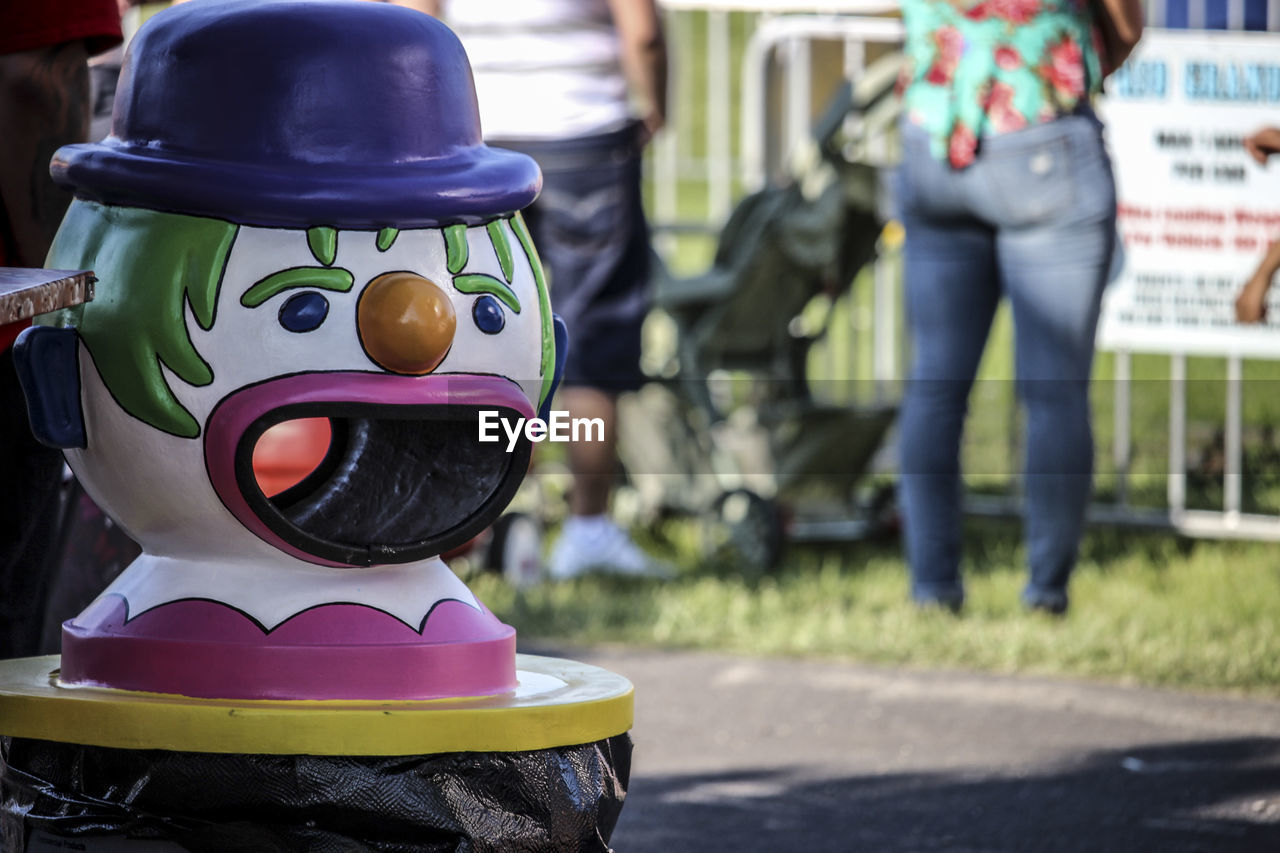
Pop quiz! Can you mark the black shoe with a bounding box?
[1022,587,1068,616]
[912,593,964,614]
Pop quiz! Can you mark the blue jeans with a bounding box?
[894,113,1117,609]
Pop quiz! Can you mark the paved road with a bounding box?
[549,646,1280,853]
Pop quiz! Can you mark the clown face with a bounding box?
[187,217,551,569]
[26,198,562,635]
[19,204,560,699]
[41,201,555,576]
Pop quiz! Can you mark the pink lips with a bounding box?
[203,372,534,566]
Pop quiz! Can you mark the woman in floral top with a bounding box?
[894,0,1142,614]
[902,0,1108,167]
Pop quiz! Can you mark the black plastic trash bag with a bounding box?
[1,734,631,852]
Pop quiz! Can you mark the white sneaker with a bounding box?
[547,515,673,581]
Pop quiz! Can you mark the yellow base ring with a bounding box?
[0,654,631,755]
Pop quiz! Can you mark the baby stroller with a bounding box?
[617,55,902,570]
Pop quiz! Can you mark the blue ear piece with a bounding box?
[12,325,86,449]
[538,314,569,423]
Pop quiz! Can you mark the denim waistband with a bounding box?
[901,105,1104,157]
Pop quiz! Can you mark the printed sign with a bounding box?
[1096,29,1280,357]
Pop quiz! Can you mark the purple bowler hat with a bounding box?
[51,0,540,228]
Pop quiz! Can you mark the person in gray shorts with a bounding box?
[397,0,669,578]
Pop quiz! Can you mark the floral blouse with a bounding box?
[899,0,1105,168]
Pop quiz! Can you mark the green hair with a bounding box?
[41,200,238,438]
[444,215,555,408]
[509,213,556,409]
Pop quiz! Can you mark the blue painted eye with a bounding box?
[279,291,329,332]
[472,294,505,334]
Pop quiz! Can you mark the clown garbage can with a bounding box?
[0,2,631,850]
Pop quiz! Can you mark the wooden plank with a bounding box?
[0,268,95,324]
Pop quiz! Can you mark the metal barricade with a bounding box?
[651,1,1280,541]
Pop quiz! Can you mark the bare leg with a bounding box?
[562,386,617,516]
[548,387,668,579]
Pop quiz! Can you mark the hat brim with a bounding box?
[51,140,542,229]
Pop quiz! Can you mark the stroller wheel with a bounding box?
[484,512,544,588]
[701,489,784,573]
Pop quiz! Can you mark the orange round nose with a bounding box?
[357,272,456,375]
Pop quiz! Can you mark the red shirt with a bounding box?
[0,0,122,57]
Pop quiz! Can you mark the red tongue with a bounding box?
[251,417,333,497]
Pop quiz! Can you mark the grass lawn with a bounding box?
[468,519,1280,696]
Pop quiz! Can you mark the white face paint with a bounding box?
[175,222,546,421]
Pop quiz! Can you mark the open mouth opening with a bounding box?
[233,403,529,566]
